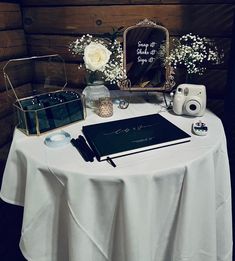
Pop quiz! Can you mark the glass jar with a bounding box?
[82,81,110,109]
[97,97,113,117]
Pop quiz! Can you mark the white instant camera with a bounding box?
[173,84,206,117]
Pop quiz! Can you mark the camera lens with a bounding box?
[185,100,201,116]
[189,104,197,111]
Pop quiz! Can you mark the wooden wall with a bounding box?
[0,0,234,175]
[0,2,27,178]
[20,0,235,99]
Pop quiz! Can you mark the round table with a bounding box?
[0,99,232,261]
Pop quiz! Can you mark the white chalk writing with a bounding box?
[137,41,157,65]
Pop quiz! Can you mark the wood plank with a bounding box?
[0,3,22,30]
[0,113,14,148]
[21,0,130,6]
[34,61,86,87]
[175,69,228,98]
[5,60,226,98]
[0,59,32,92]
[0,61,8,92]
[0,90,13,118]
[39,61,228,97]
[198,70,228,98]
[160,0,235,3]
[207,98,224,119]
[41,61,228,98]
[20,0,235,6]
[0,83,32,118]
[22,4,235,36]
[26,34,231,68]
[26,35,83,62]
[0,30,27,62]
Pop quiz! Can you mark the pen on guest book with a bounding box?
[107,157,117,168]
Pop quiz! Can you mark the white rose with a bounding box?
[83,42,112,71]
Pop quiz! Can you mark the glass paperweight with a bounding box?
[82,81,110,109]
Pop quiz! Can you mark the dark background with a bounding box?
[0,0,235,260]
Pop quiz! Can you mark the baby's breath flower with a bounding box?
[166,34,224,75]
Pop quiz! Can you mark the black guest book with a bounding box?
[82,113,191,161]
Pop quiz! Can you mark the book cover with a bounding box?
[82,113,191,161]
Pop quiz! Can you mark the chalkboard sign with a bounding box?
[120,19,175,91]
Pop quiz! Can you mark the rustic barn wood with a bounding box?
[26,35,83,62]
[0,60,32,92]
[21,0,235,6]
[0,83,33,118]
[197,69,228,98]
[0,1,233,177]
[0,2,25,173]
[160,0,235,3]
[22,5,235,36]
[31,61,227,98]
[174,68,227,98]
[0,91,13,118]
[0,3,22,30]
[0,30,27,62]
[26,34,231,69]
[33,61,86,87]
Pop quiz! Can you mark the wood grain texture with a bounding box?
[0,30,27,62]
[32,60,227,97]
[20,0,235,6]
[207,98,224,119]
[22,4,235,36]
[0,3,22,30]
[26,35,83,62]
[0,61,7,92]
[0,59,33,93]
[26,34,231,68]
[175,68,227,98]
[21,0,131,6]
[0,83,33,118]
[160,0,235,3]
[0,90,13,118]
[33,61,86,87]
[0,2,26,177]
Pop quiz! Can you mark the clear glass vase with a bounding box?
[82,81,110,109]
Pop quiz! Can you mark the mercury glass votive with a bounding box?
[97,97,113,117]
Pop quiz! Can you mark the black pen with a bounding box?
[71,138,92,162]
[78,135,95,161]
[107,157,117,168]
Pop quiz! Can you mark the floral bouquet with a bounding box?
[166,33,224,76]
[69,34,126,85]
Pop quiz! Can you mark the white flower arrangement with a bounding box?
[69,34,126,84]
[166,33,224,75]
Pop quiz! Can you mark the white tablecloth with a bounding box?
[0,98,233,261]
